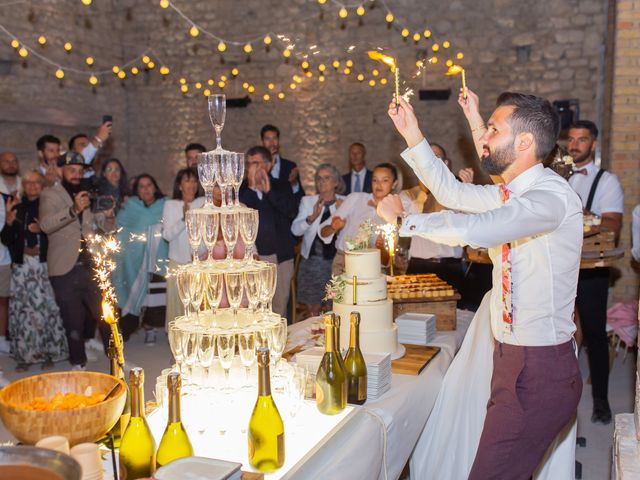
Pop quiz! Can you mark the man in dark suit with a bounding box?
[342,142,372,194]
[260,124,304,204]
[240,146,298,321]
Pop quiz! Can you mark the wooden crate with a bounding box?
[393,294,460,331]
[583,231,615,253]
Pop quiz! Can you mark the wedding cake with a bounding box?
[332,249,403,359]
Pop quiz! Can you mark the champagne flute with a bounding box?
[217,333,236,391]
[255,326,271,351]
[189,272,206,324]
[258,265,273,313]
[202,212,219,262]
[244,269,261,315]
[220,211,239,264]
[167,322,185,374]
[239,209,259,262]
[185,211,203,263]
[224,272,243,325]
[197,332,215,386]
[238,332,256,387]
[198,152,216,208]
[229,152,244,207]
[270,318,287,368]
[214,152,228,207]
[208,94,226,151]
[181,329,199,382]
[176,269,192,317]
[206,272,224,325]
[219,152,234,208]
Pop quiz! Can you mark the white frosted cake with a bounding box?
[332,249,402,359]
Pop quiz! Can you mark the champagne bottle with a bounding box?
[156,372,193,468]
[119,367,156,479]
[315,313,347,415]
[106,338,130,448]
[248,347,285,472]
[344,312,367,405]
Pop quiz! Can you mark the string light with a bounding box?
[159,0,170,8]
[318,0,327,4]
[81,0,92,5]
[112,66,120,74]
[263,94,270,101]
[343,67,351,75]
[346,59,353,67]
[147,61,155,69]
[37,35,46,45]
[189,25,199,37]
[289,83,296,89]
[318,63,326,72]
[179,77,187,84]
[217,41,226,52]
[204,88,211,96]
[445,59,453,67]
[357,73,364,81]
[55,68,64,79]
[401,28,410,38]
[332,60,340,69]
[356,5,365,16]
[243,43,253,54]
[319,75,325,82]
[180,85,188,93]
[416,60,424,68]
[305,71,313,77]
[218,80,225,88]
[231,68,239,76]
[10,39,19,49]
[131,67,139,75]
[293,75,302,83]
[443,41,450,48]
[278,92,285,99]
[160,66,170,75]
[432,44,440,52]
[195,82,202,89]
[220,75,227,81]
[18,47,28,57]
[268,83,275,90]
[207,79,214,85]
[142,55,151,64]
[372,69,379,76]
[248,85,255,93]
[85,56,94,65]
[429,56,438,64]
[457,52,464,59]
[89,74,98,85]
[283,49,291,58]
[64,42,72,52]
[338,7,348,18]
[263,35,272,45]
[385,12,394,23]
[413,32,421,43]
[380,77,387,85]
[423,29,431,38]
[117,70,126,79]
[242,82,249,89]
[369,79,376,86]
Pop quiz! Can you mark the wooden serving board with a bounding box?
[391,344,441,375]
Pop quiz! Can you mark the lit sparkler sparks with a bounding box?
[446,64,466,99]
[368,50,400,108]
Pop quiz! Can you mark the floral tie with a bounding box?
[499,184,513,332]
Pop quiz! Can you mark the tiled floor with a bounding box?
[0,328,635,479]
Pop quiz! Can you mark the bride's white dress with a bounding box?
[409,291,577,480]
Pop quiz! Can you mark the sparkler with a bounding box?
[446,64,466,99]
[368,51,399,109]
[377,223,398,277]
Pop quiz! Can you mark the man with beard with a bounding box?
[567,120,623,424]
[39,152,114,369]
[260,124,304,203]
[33,135,62,186]
[0,152,22,198]
[378,92,583,479]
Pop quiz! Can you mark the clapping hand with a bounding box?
[255,168,271,193]
[5,196,17,225]
[288,166,299,186]
[330,216,346,232]
[388,96,424,148]
[311,198,324,221]
[458,168,475,184]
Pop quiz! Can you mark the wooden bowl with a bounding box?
[0,371,126,446]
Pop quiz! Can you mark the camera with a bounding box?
[82,179,115,212]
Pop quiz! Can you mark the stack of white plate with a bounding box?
[363,352,391,400]
[396,313,437,345]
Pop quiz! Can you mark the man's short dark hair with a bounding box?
[246,145,272,163]
[569,120,598,139]
[495,92,560,161]
[36,134,61,151]
[374,162,398,181]
[430,142,447,160]
[349,142,366,153]
[184,143,206,153]
[68,133,89,151]
[260,124,280,140]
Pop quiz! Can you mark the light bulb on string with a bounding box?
[318,0,326,4]
[263,94,270,101]
[357,73,364,81]
[301,60,310,70]
[305,71,313,78]
[338,7,348,18]
[89,75,98,85]
[423,29,431,38]
[85,56,94,65]
[220,75,227,81]
[231,68,239,76]
[218,41,227,52]
[319,75,325,82]
[372,68,379,76]
[159,0,170,8]
[10,39,19,49]
[64,42,72,52]
[160,66,170,75]
[356,5,365,16]
[401,28,410,39]
[346,59,353,67]
[385,12,394,23]
[416,60,424,68]
[243,43,253,54]
[207,79,214,86]
[112,66,120,74]
[18,48,28,58]
[293,75,302,83]
[263,35,272,45]
[189,25,199,37]
[218,81,225,88]
[195,82,202,89]
[283,49,291,58]
[180,85,188,93]
[318,63,326,72]
[37,36,47,46]
[443,41,450,48]
[456,52,464,59]
[429,56,438,64]
[268,83,275,90]
[147,61,155,69]
[289,83,296,90]
[81,0,92,5]
[248,85,255,93]
[332,60,340,69]
[380,77,387,85]
[343,67,351,75]
[369,79,376,87]
[204,89,211,96]
[131,67,139,75]
[432,44,440,52]
[413,32,421,43]
[142,55,151,64]
[242,82,249,89]
[445,59,453,67]
[179,77,187,85]
[117,70,126,79]
[278,92,285,99]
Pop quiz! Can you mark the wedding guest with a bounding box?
[379,93,582,479]
[319,162,417,275]
[260,124,304,202]
[33,134,61,186]
[632,204,640,263]
[39,152,114,370]
[162,168,205,325]
[1,170,68,371]
[0,194,10,356]
[0,151,22,198]
[292,164,345,317]
[91,158,128,215]
[68,120,112,177]
[113,174,168,342]
[184,143,206,169]
[567,120,624,424]
[240,146,297,320]
[342,143,372,194]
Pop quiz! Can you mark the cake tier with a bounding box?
[333,299,397,355]
[341,275,387,304]
[344,248,382,280]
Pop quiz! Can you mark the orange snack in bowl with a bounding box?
[20,390,105,411]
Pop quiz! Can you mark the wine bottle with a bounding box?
[156,372,193,468]
[248,347,285,472]
[344,312,367,405]
[106,338,130,448]
[119,367,156,479]
[316,313,347,415]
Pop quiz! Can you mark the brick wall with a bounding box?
[608,0,640,302]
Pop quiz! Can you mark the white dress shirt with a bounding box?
[567,160,624,215]
[349,169,367,193]
[632,204,640,263]
[291,194,345,258]
[319,192,417,252]
[399,139,583,347]
[162,197,205,264]
[0,175,21,197]
[271,154,300,194]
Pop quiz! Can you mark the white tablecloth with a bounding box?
[287,310,473,480]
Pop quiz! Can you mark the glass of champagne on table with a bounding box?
[185,210,203,263]
[224,271,243,327]
[198,152,217,208]
[202,212,219,262]
[189,271,206,324]
[197,332,215,387]
[239,209,259,262]
[229,152,245,207]
[238,332,256,387]
[220,210,239,264]
[208,94,226,152]
[218,152,232,208]
[167,322,185,375]
[181,329,200,383]
[206,272,224,326]
[176,268,192,318]
[270,318,287,370]
[244,269,261,315]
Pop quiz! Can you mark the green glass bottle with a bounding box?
[344,312,367,405]
[248,347,285,472]
[119,367,156,479]
[316,313,347,415]
[106,338,130,448]
[156,372,193,468]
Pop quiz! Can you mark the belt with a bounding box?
[421,257,460,264]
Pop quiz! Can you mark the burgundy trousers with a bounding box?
[468,340,582,480]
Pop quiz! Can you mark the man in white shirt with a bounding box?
[567,120,624,424]
[0,152,22,198]
[378,93,583,479]
[260,124,304,204]
[68,122,112,178]
[341,143,373,194]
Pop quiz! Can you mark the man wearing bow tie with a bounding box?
[567,120,624,425]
